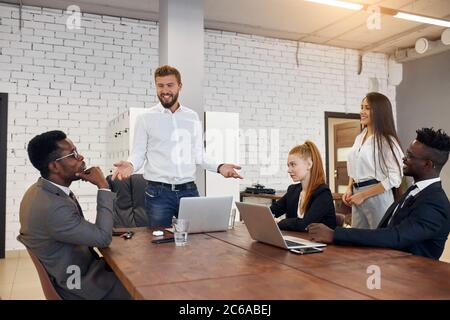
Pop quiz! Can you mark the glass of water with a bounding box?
[173,218,189,246]
[228,208,237,230]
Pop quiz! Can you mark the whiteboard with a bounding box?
[204,112,240,220]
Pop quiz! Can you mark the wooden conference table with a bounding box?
[100,223,450,300]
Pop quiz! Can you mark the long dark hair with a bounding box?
[364,92,402,176]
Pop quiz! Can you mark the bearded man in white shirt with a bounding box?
[112,65,242,227]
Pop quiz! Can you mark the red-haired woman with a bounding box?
[270,141,336,231]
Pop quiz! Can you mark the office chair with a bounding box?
[26,248,62,300]
[336,213,346,227]
[106,174,148,228]
[333,193,351,227]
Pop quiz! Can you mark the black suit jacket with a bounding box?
[334,181,450,260]
[270,183,336,231]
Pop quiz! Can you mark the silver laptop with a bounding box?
[236,202,326,250]
[176,196,233,233]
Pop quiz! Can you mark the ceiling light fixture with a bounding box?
[394,12,450,28]
[304,0,363,11]
[305,0,450,28]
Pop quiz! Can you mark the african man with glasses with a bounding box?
[17,131,131,299]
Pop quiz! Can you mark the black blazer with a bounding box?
[334,181,450,260]
[270,183,336,231]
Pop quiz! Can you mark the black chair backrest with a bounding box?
[106,174,148,227]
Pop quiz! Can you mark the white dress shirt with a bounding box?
[347,128,404,191]
[45,178,71,196]
[297,192,304,219]
[44,178,110,196]
[128,103,218,184]
[408,177,441,198]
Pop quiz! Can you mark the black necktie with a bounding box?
[69,191,84,217]
[400,184,418,207]
[69,191,100,259]
[388,184,418,226]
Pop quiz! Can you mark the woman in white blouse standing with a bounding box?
[343,92,404,229]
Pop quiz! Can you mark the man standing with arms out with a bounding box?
[113,65,242,227]
[18,131,130,299]
[309,128,450,260]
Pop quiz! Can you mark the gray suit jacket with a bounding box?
[17,177,118,299]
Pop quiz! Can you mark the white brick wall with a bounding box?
[1,3,396,250]
[204,30,396,191]
[0,4,159,249]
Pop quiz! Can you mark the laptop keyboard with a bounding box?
[285,239,302,247]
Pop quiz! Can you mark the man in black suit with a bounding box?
[309,128,450,260]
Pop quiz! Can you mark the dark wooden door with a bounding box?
[334,121,361,193]
[0,93,7,259]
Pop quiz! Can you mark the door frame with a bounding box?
[0,93,7,259]
[324,112,360,187]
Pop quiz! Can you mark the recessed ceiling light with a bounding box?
[305,0,363,11]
